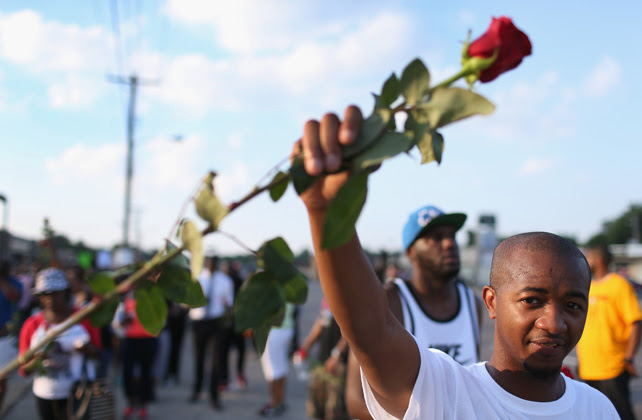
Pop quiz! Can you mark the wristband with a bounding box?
[331,348,341,358]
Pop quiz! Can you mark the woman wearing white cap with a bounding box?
[18,268,102,420]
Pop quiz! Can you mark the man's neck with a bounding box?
[485,360,566,402]
[410,272,456,297]
[592,267,610,282]
[408,274,459,321]
[43,307,72,324]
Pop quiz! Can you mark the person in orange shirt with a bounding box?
[577,245,642,420]
[113,283,159,420]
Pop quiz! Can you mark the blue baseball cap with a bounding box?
[402,205,467,251]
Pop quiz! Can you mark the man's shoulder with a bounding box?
[566,377,619,414]
[20,313,44,341]
[198,268,212,282]
[215,270,233,283]
[25,312,44,326]
[455,279,476,293]
[606,272,629,283]
[604,273,637,294]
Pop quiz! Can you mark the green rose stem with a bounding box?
[0,61,499,380]
[227,172,290,213]
[390,65,488,115]
[217,230,259,256]
[0,245,184,380]
[430,67,477,92]
[0,169,283,379]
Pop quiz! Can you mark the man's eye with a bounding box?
[523,297,539,305]
[567,302,583,311]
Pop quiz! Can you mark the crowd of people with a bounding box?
[0,251,252,420]
[1,115,641,419]
[1,204,642,420]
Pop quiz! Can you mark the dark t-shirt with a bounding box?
[318,317,344,363]
[0,277,23,332]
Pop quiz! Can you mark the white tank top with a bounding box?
[394,279,479,365]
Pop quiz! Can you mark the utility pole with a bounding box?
[631,205,641,244]
[108,75,157,247]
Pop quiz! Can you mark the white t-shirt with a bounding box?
[362,339,618,420]
[30,323,91,400]
[189,269,234,320]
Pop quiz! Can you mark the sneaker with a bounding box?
[236,373,247,389]
[138,408,148,420]
[210,399,223,411]
[122,406,135,419]
[258,403,286,417]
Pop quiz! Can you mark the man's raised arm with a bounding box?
[295,106,420,418]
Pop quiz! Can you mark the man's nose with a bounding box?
[442,236,456,250]
[535,304,568,334]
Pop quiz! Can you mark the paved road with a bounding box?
[5,283,642,419]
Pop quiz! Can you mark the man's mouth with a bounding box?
[529,338,566,355]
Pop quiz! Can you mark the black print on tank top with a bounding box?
[429,343,472,365]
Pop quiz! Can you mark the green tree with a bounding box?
[585,204,642,246]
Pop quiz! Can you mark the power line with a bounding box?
[109,0,126,76]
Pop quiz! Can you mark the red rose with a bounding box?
[467,16,532,83]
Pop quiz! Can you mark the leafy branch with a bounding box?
[1,24,524,377]
[0,245,183,378]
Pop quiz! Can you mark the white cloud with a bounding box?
[478,71,577,142]
[152,12,413,113]
[520,157,554,176]
[41,135,214,248]
[45,143,125,185]
[0,10,117,110]
[215,161,252,201]
[458,9,476,27]
[164,0,349,54]
[0,69,6,110]
[47,75,105,109]
[137,134,206,191]
[227,132,244,150]
[583,56,620,98]
[0,10,111,72]
[44,134,208,193]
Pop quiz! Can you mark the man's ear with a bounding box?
[482,286,497,320]
[405,246,414,262]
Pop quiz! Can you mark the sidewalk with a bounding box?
[3,280,324,420]
[0,375,31,419]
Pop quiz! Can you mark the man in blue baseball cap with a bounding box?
[346,204,483,420]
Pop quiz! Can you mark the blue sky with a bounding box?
[0,1,639,255]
